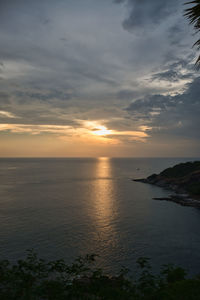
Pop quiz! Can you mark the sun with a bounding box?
[92,125,112,136]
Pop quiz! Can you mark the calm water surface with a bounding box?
[0,157,200,274]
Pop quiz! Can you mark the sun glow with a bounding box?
[92,125,112,136]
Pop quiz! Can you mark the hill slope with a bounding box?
[133,161,200,207]
[147,161,200,196]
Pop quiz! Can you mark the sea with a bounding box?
[0,157,200,275]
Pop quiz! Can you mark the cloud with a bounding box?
[150,57,195,83]
[151,69,194,82]
[0,119,150,145]
[126,94,174,118]
[0,124,73,135]
[15,90,73,102]
[117,89,138,100]
[0,60,37,79]
[0,110,19,118]
[0,0,199,156]
[126,77,200,139]
[114,0,183,32]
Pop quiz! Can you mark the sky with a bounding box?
[0,0,199,157]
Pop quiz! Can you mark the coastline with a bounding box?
[133,161,200,208]
[133,178,200,208]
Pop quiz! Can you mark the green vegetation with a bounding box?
[160,161,200,178]
[1,250,200,299]
[187,182,200,195]
[153,161,200,196]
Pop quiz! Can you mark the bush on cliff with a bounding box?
[1,250,200,299]
[160,161,200,179]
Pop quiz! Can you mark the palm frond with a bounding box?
[195,55,200,69]
[193,38,200,49]
[184,0,200,67]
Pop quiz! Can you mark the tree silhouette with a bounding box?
[185,0,200,67]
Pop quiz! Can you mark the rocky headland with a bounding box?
[133,161,200,208]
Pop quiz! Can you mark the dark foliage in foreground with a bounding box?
[184,1,200,67]
[1,250,200,299]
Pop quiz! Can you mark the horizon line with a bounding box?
[0,156,199,159]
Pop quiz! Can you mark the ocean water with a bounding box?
[0,157,200,274]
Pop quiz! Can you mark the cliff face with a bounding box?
[133,161,200,202]
[146,170,200,196]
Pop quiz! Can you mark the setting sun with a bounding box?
[92,126,112,136]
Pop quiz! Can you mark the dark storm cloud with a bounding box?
[15,90,73,102]
[149,55,195,83]
[126,77,200,139]
[167,23,186,47]
[117,89,138,100]
[126,94,174,119]
[159,56,195,76]
[151,69,194,82]
[0,92,10,107]
[152,70,182,82]
[115,0,183,32]
[0,62,4,77]
[0,87,76,126]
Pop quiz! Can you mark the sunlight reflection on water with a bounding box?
[1,157,200,274]
[91,157,119,257]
